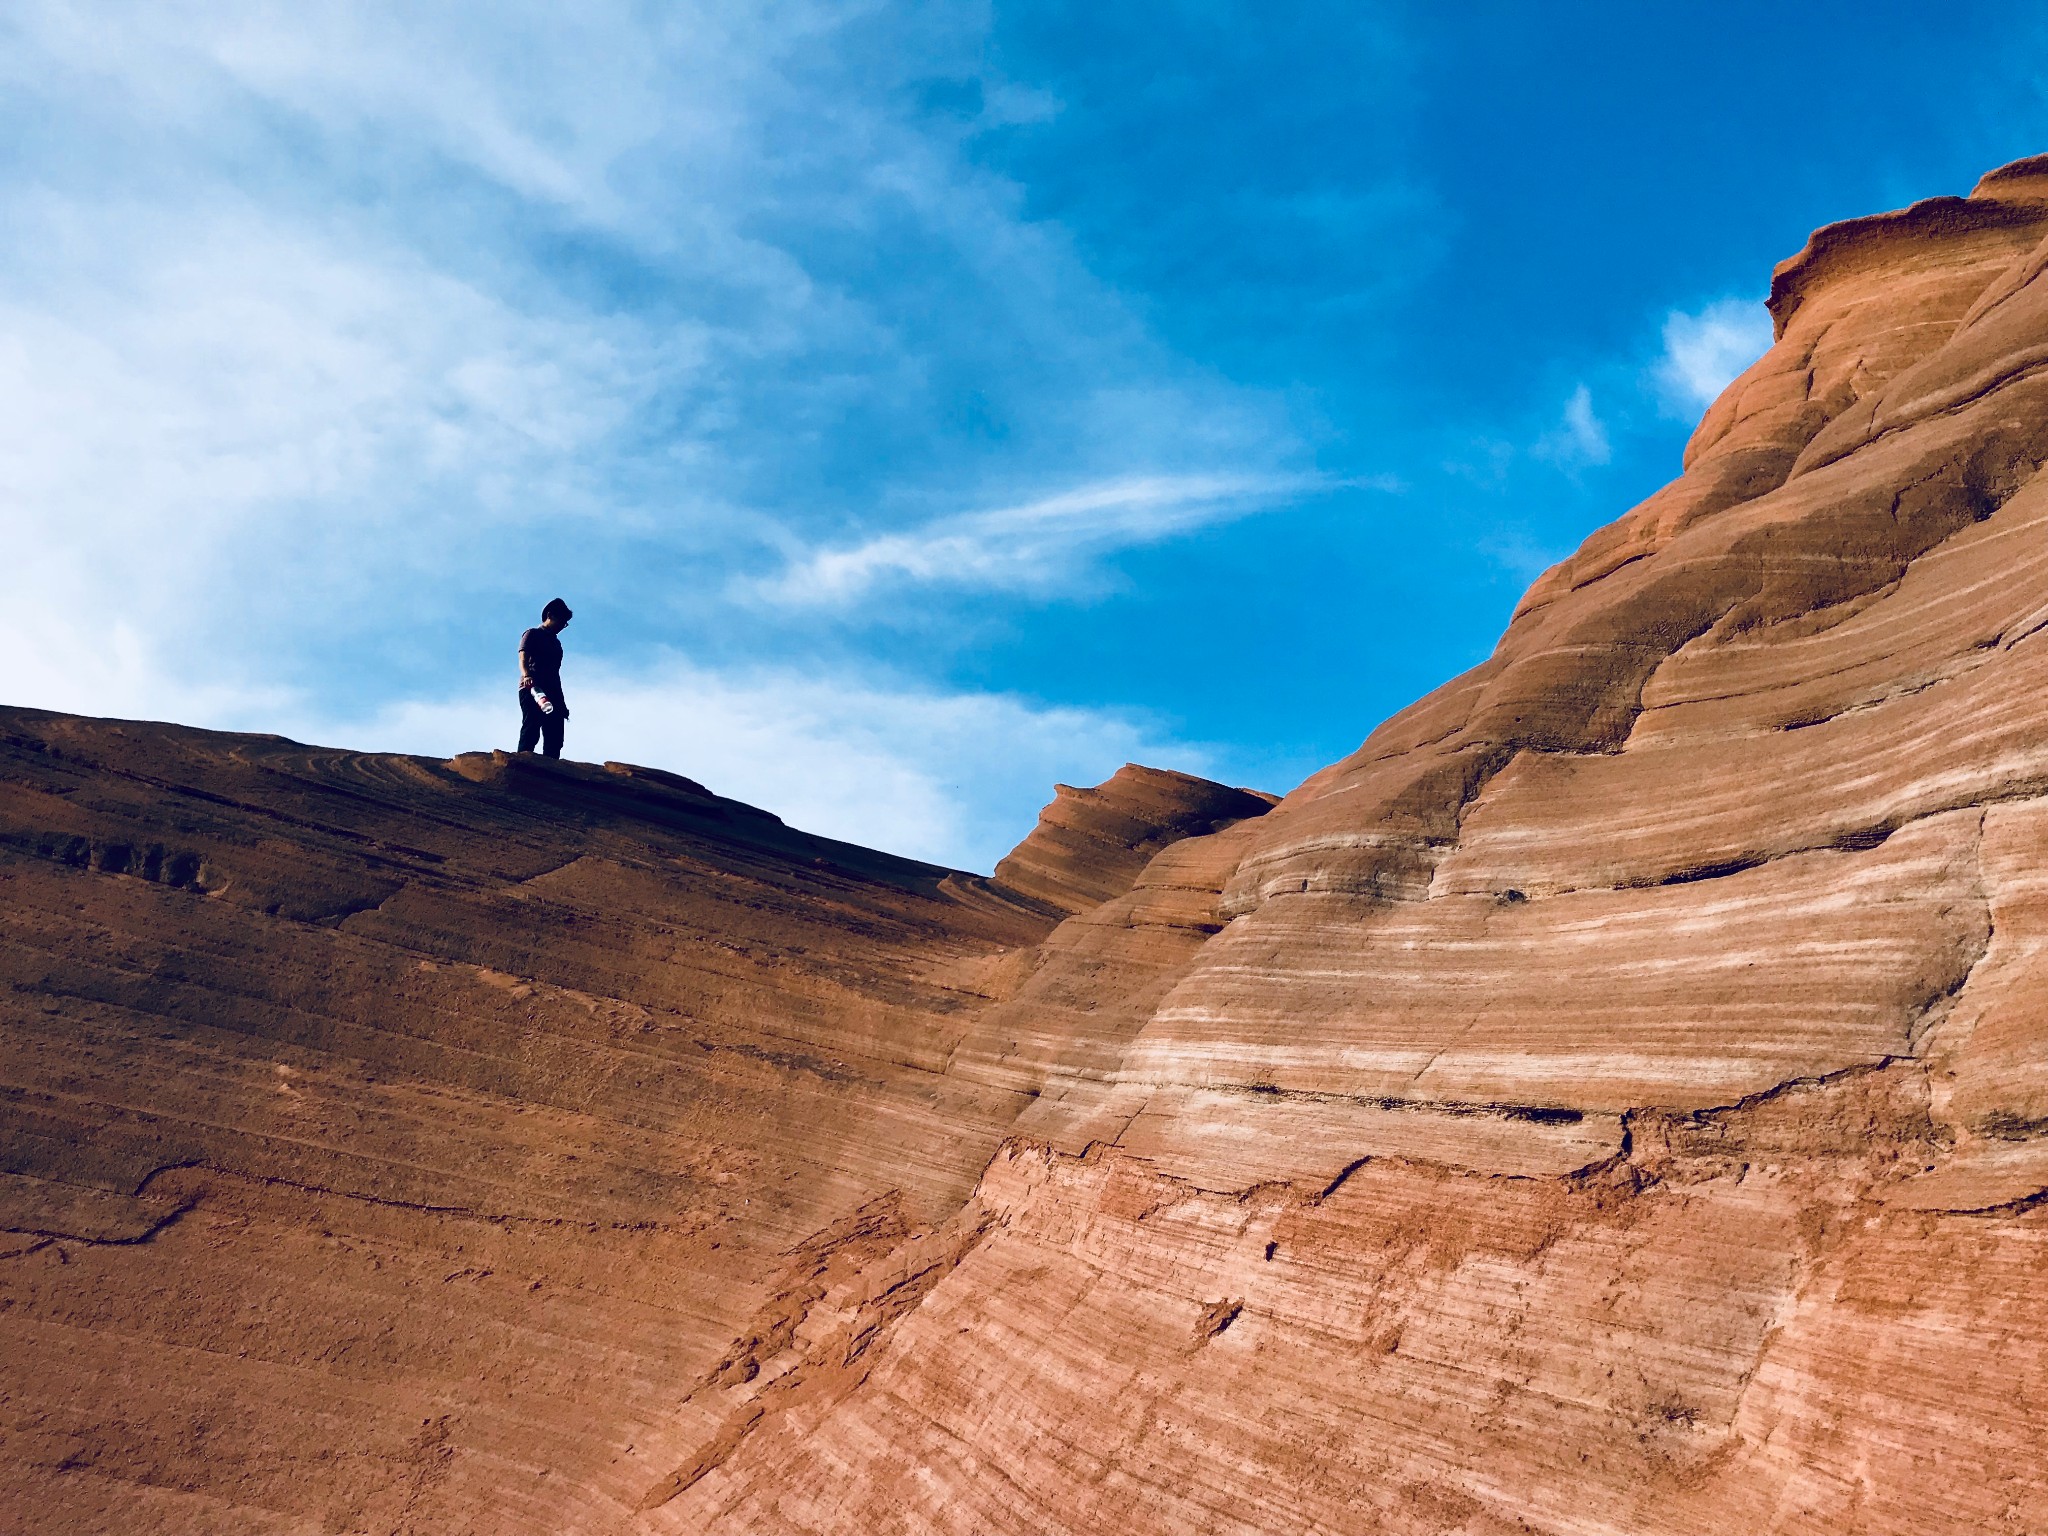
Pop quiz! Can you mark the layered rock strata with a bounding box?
[658,155,2048,1535]
[0,721,1264,1531]
[10,159,2048,1535]
[988,765,1275,917]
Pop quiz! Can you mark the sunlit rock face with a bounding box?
[9,159,2048,1535]
[989,764,1276,919]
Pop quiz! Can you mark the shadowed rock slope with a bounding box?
[0,723,1266,1532]
[12,158,2048,1534]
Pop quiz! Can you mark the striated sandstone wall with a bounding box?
[11,159,2048,1535]
[655,157,2048,1535]
[0,722,1263,1531]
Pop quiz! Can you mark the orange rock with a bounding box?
[989,764,1275,918]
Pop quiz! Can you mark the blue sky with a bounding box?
[6,2,2047,869]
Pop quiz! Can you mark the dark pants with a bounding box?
[517,689,565,758]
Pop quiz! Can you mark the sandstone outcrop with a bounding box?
[10,159,2048,1534]
[988,765,1276,918]
[0,724,1262,1531]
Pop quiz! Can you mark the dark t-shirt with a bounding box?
[519,626,565,707]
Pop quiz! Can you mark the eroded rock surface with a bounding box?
[0,723,1262,1531]
[988,765,1276,918]
[10,159,2048,1535]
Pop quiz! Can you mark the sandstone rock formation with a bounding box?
[0,726,1270,1531]
[9,159,2048,1534]
[989,765,1276,919]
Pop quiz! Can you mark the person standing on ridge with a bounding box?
[517,598,573,759]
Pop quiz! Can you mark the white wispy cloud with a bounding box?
[1654,297,1771,416]
[0,194,693,743]
[0,0,1318,865]
[750,471,1344,606]
[1533,383,1611,469]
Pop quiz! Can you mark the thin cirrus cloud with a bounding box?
[1529,297,1771,485]
[1533,383,1612,470]
[749,471,1350,607]
[0,194,675,728]
[0,2,1328,872]
[1478,296,1775,586]
[6,5,1830,875]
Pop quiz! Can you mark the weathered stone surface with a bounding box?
[658,156,2048,1535]
[0,713,1281,1531]
[988,764,1275,917]
[10,159,2048,1534]
[0,722,1059,1530]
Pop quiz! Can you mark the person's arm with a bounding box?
[547,632,567,717]
[519,632,557,713]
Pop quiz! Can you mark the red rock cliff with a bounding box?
[10,159,2048,1535]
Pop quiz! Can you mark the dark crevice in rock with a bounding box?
[1193,1298,1243,1341]
[6,832,213,890]
[123,1159,704,1235]
[1977,1113,2048,1142]
[1213,1083,1585,1126]
[1922,1183,2048,1218]
[1644,854,1769,888]
[0,1199,198,1251]
[1318,1157,1373,1201]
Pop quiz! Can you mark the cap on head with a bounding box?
[541,598,573,624]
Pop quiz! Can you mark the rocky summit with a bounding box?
[9,159,2048,1534]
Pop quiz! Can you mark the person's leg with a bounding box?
[517,690,542,753]
[540,711,565,759]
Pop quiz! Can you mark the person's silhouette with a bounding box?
[517,598,573,758]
